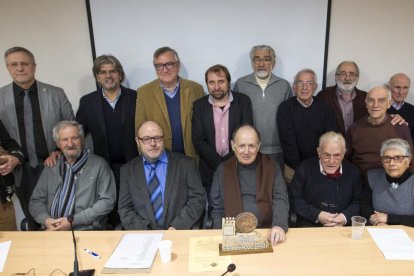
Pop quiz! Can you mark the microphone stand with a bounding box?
[68,215,95,276]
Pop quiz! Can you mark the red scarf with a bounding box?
[223,153,275,228]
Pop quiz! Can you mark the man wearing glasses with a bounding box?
[118,121,205,230]
[76,55,138,227]
[289,131,361,227]
[0,46,74,229]
[277,69,337,174]
[317,61,368,136]
[233,45,292,168]
[135,47,204,160]
[346,86,414,183]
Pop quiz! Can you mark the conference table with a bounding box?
[2,226,414,275]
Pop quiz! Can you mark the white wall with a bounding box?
[89,0,328,92]
[0,0,413,111]
[0,0,96,112]
[327,0,414,102]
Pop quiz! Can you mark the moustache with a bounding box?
[64,146,79,151]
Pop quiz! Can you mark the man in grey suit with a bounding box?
[118,121,205,230]
[0,46,74,228]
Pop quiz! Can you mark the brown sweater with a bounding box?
[346,115,414,176]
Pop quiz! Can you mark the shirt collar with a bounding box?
[161,79,180,93]
[336,87,356,101]
[101,87,122,104]
[296,96,314,108]
[319,160,343,175]
[143,150,168,165]
[13,80,37,96]
[392,101,405,110]
[208,91,234,106]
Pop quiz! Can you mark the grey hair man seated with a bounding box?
[210,124,289,246]
[289,131,361,227]
[29,121,116,230]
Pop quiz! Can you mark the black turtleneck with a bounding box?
[385,170,412,186]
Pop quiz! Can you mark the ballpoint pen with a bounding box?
[84,248,101,259]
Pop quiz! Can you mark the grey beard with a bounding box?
[255,70,270,79]
[337,82,356,93]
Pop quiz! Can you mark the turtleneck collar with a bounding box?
[385,169,412,187]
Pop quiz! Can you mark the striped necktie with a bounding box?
[147,161,163,227]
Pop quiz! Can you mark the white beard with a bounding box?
[255,69,270,79]
[337,80,357,93]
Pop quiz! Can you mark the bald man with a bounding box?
[387,73,414,140]
[118,121,205,230]
[210,124,289,246]
[346,86,414,181]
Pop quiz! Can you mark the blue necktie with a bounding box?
[147,161,163,226]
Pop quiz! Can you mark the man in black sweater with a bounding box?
[277,69,338,171]
[386,73,414,141]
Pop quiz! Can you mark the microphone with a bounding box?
[220,263,236,276]
[67,215,95,276]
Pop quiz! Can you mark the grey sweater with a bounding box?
[29,154,116,230]
[368,168,414,216]
[234,73,293,154]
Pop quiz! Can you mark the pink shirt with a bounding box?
[208,92,234,157]
[336,88,356,133]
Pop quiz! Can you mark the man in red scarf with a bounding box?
[210,124,289,246]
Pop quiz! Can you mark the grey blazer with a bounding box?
[0,81,75,153]
[118,151,206,230]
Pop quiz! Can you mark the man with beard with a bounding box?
[192,64,253,207]
[317,61,367,136]
[76,55,138,227]
[386,73,414,140]
[29,121,116,230]
[233,45,292,167]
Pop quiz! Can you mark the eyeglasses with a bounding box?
[295,81,316,88]
[7,62,33,68]
[336,72,358,79]
[321,153,343,160]
[252,56,272,64]
[98,69,118,76]
[137,136,164,144]
[154,62,177,71]
[381,155,409,163]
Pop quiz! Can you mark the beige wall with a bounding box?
[0,0,96,112]
[327,0,414,102]
[0,0,413,110]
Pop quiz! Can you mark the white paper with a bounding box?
[368,228,414,260]
[0,240,11,272]
[104,233,163,269]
